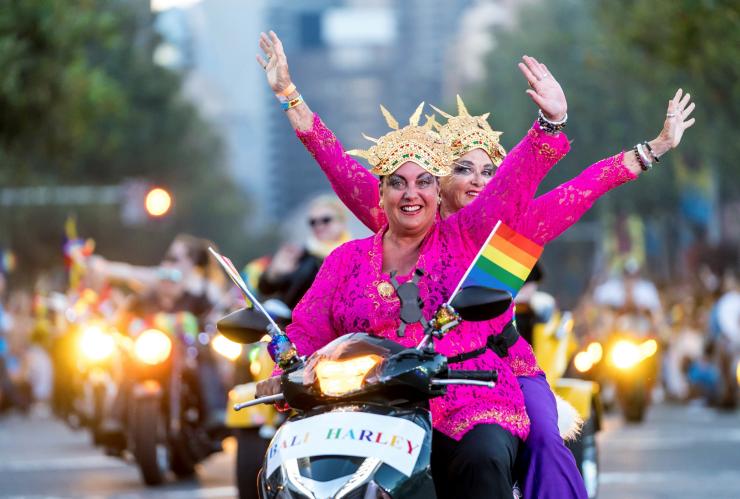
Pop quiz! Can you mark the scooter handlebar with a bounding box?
[234,393,285,411]
[445,369,498,382]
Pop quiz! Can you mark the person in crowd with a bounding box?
[257,195,351,309]
[255,30,695,498]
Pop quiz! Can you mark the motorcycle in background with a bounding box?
[572,312,659,423]
[516,291,601,499]
[223,299,291,499]
[120,311,226,485]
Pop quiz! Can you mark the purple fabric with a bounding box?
[518,373,587,499]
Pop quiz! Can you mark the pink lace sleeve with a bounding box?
[296,114,387,232]
[522,152,637,245]
[453,121,571,246]
[284,246,345,358]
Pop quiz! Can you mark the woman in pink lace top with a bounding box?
[256,31,696,498]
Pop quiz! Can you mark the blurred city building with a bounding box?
[151,0,508,222]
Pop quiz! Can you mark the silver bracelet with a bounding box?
[635,143,653,171]
[537,109,568,132]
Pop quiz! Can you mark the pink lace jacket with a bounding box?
[296,114,637,378]
[285,116,574,442]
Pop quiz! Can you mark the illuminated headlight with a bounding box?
[316,355,382,397]
[79,326,115,363]
[610,340,640,369]
[134,329,172,365]
[610,339,657,370]
[574,342,603,373]
[212,334,242,361]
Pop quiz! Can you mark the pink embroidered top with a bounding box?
[285,117,572,442]
[296,114,637,378]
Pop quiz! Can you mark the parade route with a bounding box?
[1,403,738,498]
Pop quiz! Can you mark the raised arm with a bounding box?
[257,31,385,232]
[454,56,570,246]
[522,88,697,245]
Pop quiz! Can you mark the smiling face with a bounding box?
[380,162,440,237]
[440,148,496,216]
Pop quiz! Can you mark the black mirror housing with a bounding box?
[451,286,513,322]
[217,307,271,344]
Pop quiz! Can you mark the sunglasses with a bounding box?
[308,216,334,227]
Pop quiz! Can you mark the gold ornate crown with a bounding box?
[431,95,506,166]
[347,102,453,176]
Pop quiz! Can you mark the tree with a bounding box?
[468,0,739,298]
[0,0,253,283]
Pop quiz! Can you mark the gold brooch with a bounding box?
[376,280,396,300]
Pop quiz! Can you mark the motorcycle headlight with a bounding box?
[610,340,641,369]
[134,329,172,365]
[574,342,603,373]
[315,355,382,397]
[574,351,594,373]
[79,326,115,363]
[211,334,242,361]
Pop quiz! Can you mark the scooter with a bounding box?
[218,277,511,499]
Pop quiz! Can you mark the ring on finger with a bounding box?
[666,113,676,117]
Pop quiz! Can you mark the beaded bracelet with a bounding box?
[642,141,660,163]
[633,144,651,171]
[281,94,303,111]
[537,109,568,133]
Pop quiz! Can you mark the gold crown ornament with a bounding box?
[430,95,507,166]
[347,102,453,177]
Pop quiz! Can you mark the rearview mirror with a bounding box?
[451,286,512,322]
[217,307,271,344]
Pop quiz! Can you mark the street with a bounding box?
[0,403,738,498]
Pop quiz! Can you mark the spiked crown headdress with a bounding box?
[431,95,506,166]
[347,102,453,177]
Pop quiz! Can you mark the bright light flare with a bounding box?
[145,187,172,217]
[212,334,242,361]
[586,342,603,364]
[134,329,172,365]
[316,355,382,397]
[610,339,657,370]
[574,351,594,373]
[79,326,115,363]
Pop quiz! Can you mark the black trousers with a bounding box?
[431,424,519,499]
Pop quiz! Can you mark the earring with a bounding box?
[379,199,384,208]
[437,196,442,205]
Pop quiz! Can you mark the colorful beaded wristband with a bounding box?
[281,94,303,111]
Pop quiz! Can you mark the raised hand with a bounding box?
[653,88,696,154]
[518,55,567,122]
[256,30,292,94]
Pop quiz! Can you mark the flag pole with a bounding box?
[448,220,502,300]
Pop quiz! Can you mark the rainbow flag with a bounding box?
[452,221,543,298]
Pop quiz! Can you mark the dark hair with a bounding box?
[173,234,213,270]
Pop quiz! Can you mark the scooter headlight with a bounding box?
[134,329,172,365]
[315,355,382,397]
[79,325,115,363]
[211,334,242,361]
